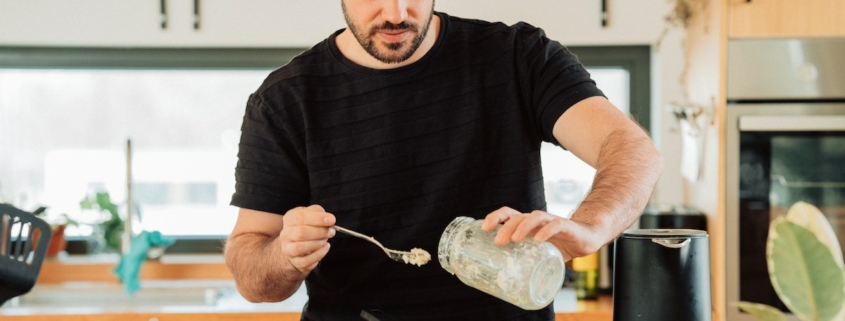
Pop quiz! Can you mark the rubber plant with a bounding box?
[738,201,845,321]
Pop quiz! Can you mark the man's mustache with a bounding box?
[370,21,418,35]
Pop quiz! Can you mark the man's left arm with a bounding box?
[482,96,663,261]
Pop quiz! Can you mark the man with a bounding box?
[225,1,663,320]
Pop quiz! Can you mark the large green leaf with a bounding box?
[737,302,787,321]
[767,218,845,321]
[785,201,844,267]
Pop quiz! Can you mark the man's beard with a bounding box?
[342,4,434,64]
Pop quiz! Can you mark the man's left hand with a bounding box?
[482,206,605,262]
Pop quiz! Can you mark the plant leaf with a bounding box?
[767,218,845,321]
[785,201,844,267]
[95,192,119,219]
[736,302,788,321]
[80,196,94,210]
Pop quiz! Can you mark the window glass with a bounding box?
[0,66,631,236]
[0,69,268,236]
[541,68,630,217]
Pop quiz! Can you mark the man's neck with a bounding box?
[335,15,441,70]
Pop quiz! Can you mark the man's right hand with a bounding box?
[279,204,336,275]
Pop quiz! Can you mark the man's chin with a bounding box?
[372,47,413,64]
[374,54,411,64]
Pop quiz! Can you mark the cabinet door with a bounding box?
[0,0,343,47]
[0,0,161,46]
[729,0,845,38]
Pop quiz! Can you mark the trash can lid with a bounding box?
[622,229,708,238]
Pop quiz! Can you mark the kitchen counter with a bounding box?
[1,281,611,321]
[1,255,612,320]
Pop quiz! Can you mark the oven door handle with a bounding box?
[739,115,845,131]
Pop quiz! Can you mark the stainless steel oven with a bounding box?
[726,38,845,321]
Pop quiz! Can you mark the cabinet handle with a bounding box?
[160,0,167,29]
[601,0,608,27]
[193,0,201,30]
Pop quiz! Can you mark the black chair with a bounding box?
[0,204,52,306]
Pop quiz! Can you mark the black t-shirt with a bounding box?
[231,12,604,321]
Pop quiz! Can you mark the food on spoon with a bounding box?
[402,248,431,266]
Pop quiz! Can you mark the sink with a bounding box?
[12,280,225,306]
[2,280,231,314]
[0,280,308,315]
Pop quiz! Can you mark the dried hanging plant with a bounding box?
[657,0,713,134]
[665,0,709,29]
[656,0,710,49]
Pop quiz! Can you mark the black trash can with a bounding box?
[640,204,707,232]
[612,229,711,321]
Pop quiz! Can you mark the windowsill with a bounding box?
[49,253,226,264]
[38,253,231,284]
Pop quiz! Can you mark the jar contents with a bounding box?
[438,216,565,310]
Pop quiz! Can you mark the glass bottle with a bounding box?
[571,251,599,300]
[438,216,566,310]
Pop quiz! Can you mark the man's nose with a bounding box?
[381,0,409,25]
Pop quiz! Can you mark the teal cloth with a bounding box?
[113,231,175,295]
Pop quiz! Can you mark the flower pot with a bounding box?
[46,224,67,257]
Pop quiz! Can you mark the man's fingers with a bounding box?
[494,214,528,245]
[283,239,329,257]
[306,204,336,225]
[483,207,521,231]
[284,225,336,242]
[306,204,325,212]
[510,211,552,242]
[533,216,567,242]
[286,242,331,273]
[284,205,335,227]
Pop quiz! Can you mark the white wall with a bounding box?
[0,0,692,210]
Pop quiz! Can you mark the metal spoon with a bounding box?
[332,225,430,265]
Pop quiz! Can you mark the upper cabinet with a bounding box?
[2,0,675,48]
[729,0,845,38]
[0,0,344,47]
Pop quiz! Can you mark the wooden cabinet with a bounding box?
[729,0,845,38]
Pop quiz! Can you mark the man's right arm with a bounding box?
[224,205,335,302]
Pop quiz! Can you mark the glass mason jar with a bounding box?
[438,216,565,310]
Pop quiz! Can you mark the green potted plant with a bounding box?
[738,201,845,321]
[80,191,124,253]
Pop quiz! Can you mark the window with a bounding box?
[542,46,650,217]
[0,48,303,252]
[0,46,649,251]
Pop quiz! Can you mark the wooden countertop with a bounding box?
[1,298,612,321]
[6,256,613,321]
[2,305,612,321]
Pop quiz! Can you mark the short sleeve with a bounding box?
[230,94,311,215]
[513,23,606,146]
